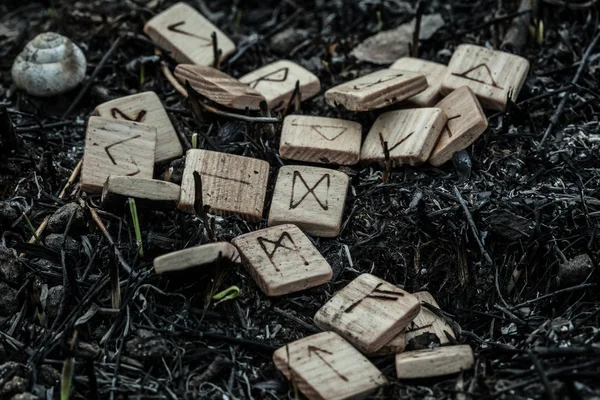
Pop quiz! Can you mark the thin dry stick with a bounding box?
[211,32,222,69]
[88,206,133,274]
[411,0,424,57]
[453,186,493,265]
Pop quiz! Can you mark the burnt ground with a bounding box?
[1,0,600,399]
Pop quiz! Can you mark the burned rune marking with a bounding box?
[246,67,289,89]
[444,114,461,138]
[167,21,212,46]
[290,171,330,210]
[344,283,404,313]
[201,172,251,185]
[307,346,349,382]
[379,131,415,155]
[451,63,504,89]
[104,135,142,176]
[110,108,147,122]
[257,231,308,272]
[291,123,347,141]
[353,73,404,90]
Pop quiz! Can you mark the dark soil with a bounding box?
[1,0,600,399]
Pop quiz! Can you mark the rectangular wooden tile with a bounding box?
[273,331,388,400]
[314,273,420,353]
[239,60,320,109]
[95,91,182,163]
[324,69,427,111]
[102,176,180,210]
[154,242,240,274]
[280,115,362,165]
[232,224,332,296]
[144,2,235,66]
[441,44,530,110]
[395,345,474,379]
[428,86,488,166]
[81,117,156,193]
[360,108,447,166]
[390,57,447,107]
[268,166,349,237]
[405,291,455,348]
[178,149,269,222]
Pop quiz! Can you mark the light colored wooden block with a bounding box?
[239,60,320,109]
[101,176,180,210]
[94,92,182,163]
[314,273,420,353]
[367,330,406,356]
[268,166,349,238]
[405,291,455,346]
[395,345,474,379]
[154,242,240,274]
[143,2,235,66]
[174,64,265,110]
[324,69,427,111]
[390,57,447,107]
[280,115,362,165]
[273,331,388,400]
[360,108,447,166]
[81,117,156,193]
[441,44,529,111]
[232,224,332,296]
[178,149,269,222]
[428,87,488,166]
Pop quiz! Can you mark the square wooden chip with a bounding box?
[428,86,488,166]
[232,224,332,296]
[102,176,181,210]
[95,91,182,163]
[360,108,447,166]
[395,345,474,379]
[390,57,447,107]
[81,117,156,193]
[324,69,427,111]
[405,291,455,347]
[314,273,421,353]
[268,165,349,237]
[280,115,362,165]
[144,2,235,66]
[178,149,269,222]
[273,331,388,400]
[239,60,320,109]
[154,242,240,274]
[441,44,530,111]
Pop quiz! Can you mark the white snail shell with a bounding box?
[12,32,87,97]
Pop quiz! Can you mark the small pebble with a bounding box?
[47,203,85,233]
[44,234,79,253]
[558,254,593,288]
[0,282,18,317]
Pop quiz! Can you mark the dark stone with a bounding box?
[0,363,29,398]
[407,332,440,350]
[125,329,169,361]
[47,203,85,234]
[270,28,310,54]
[558,254,593,288]
[44,234,79,253]
[38,364,60,386]
[45,285,64,321]
[0,247,23,283]
[0,201,19,227]
[0,282,18,317]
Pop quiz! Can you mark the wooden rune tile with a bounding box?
[268,166,349,238]
[390,57,447,107]
[360,108,447,166]
[81,117,156,193]
[94,91,182,163]
[178,149,269,222]
[174,64,266,110]
[324,69,427,111]
[395,345,474,379]
[144,2,235,66]
[314,274,421,353]
[101,176,181,211]
[428,86,488,166]
[154,242,240,274]
[232,224,332,296]
[273,331,388,400]
[239,60,320,109]
[441,44,530,111]
[280,115,362,165]
[405,291,455,347]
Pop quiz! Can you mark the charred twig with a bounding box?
[453,186,493,265]
[411,0,424,57]
[259,100,275,137]
[193,171,216,242]
[110,253,121,309]
[211,32,222,69]
[0,104,22,151]
[379,132,391,183]
[88,205,133,275]
[283,80,301,116]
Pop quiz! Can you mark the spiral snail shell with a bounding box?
[12,32,87,97]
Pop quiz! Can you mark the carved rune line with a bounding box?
[166,21,212,46]
[444,114,461,138]
[290,171,330,210]
[104,135,142,176]
[451,63,504,89]
[291,123,347,141]
[353,73,404,90]
[201,172,251,185]
[379,131,415,155]
[257,231,308,272]
[344,283,405,313]
[307,346,349,382]
[110,108,147,122]
[246,67,289,89]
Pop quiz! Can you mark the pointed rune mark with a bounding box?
[444,114,461,138]
[451,63,504,89]
[353,73,404,90]
[111,108,146,122]
[290,171,330,210]
[104,135,142,176]
[379,131,415,155]
[167,21,212,46]
[246,67,289,89]
[257,232,308,272]
[291,123,347,141]
[307,346,349,382]
[344,283,405,313]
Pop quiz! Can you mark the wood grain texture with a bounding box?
[81,117,156,193]
[153,242,240,274]
[324,69,427,111]
[314,273,421,353]
[360,108,447,166]
[268,165,349,238]
[101,176,180,210]
[390,57,447,107]
[367,330,406,356]
[174,64,265,110]
[94,91,182,163]
[143,2,235,66]
[232,224,332,296]
[273,331,388,400]
[428,86,488,166]
[280,115,362,165]
[178,149,269,222]
[405,291,455,347]
[441,44,530,111]
[239,60,320,109]
[395,345,474,379]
